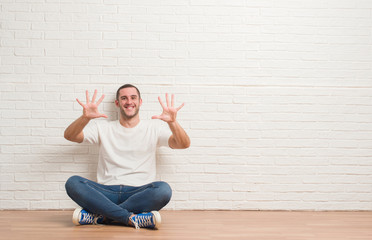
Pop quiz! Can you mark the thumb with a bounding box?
[152,115,161,120]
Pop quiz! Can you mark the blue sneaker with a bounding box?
[129,211,161,229]
[72,207,104,225]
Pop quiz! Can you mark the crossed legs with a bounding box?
[65,175,172,226]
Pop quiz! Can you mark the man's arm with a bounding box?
[167,121,190,149]
[152,93,190,149]
[64,116,90,143]
[64,89,107,143]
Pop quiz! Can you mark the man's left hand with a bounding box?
[152,93,185,123]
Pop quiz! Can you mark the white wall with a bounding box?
[1,0,372,210]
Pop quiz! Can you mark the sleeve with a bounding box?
[157,121,172,148]
[83,120,100,144]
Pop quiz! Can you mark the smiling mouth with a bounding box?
[125,105,135,110]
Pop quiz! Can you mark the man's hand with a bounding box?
[152,93,184,123]
[152,93,190,149]
[76,89,108,119]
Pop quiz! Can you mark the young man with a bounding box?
[64,84,190,229]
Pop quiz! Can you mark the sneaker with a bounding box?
[129,211,161,229]
[72,207,104,225]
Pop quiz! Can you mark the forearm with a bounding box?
[64,115,90,143]
[167,121,190,149]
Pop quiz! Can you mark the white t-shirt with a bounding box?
[83,119,172,186]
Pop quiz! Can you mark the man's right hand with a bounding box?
[76,89,108,119]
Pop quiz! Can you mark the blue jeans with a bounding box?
[65,175,172,226]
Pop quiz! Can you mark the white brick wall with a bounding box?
[1,0,372,210]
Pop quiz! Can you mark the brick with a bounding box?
[14,191,43,200]
[89,40,117,49]
[2,3,30,12]
[31,4,60,13]
[175,183,203,192]
[0,200,29,210]
[0,174,14,182]
[1,127,31,136]
[190,192,217,201]
[45,31,73,40]
[175,201,204,210]
[15,12,44,21]
[15,173,44,182]
[30,201,60,210]
[1,183,30,191]
[0,191,14,200]
[16,136,43,144]
[45,48,73,57]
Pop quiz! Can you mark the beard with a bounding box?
[119,105,140,120]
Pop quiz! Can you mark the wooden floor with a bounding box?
[1,210,372,240]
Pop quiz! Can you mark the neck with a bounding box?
[119,115,140,128]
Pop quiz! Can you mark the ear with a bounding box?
[139,98,143,106]
[115,100,119,107]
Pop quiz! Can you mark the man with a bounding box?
[64,84,190,229]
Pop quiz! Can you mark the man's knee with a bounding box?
[153,181,172,205]
[65,175,84,197]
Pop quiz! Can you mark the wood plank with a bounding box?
[0,210,371,240]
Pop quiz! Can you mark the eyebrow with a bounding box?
[121,95,138,98]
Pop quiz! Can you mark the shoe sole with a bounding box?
[72,207,83,225]
[151,211,161,229]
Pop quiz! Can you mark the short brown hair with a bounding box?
[116,84,141,100]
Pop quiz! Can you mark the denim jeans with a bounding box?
[65,175,172,225]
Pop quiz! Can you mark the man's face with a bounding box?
[115,87,142,119]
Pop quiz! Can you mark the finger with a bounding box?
[176,102,185,111]
[76,98,84,107]
[171,94,175,108]
[86,90,89,104]
[166,93,170,107]
[151,115,161,120]
[92,89,97,103]
[96,94,105,105]
[101,114,108,118]
[158,96,166,109]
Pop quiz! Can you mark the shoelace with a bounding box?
[131,214,153,229]
[81,212,95,224]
